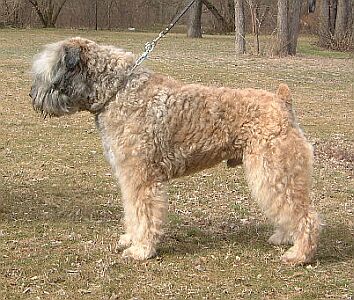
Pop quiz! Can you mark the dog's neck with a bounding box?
[87,66,151,115]
[83,45,153,115]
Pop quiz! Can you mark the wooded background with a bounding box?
[0,0,352,53]
[0,0,307,32]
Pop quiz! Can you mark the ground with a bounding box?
[0,29,353,299]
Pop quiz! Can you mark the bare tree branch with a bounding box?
[25,0,47,27]
[202,0,231,32]
[52,0,68,25]
[25,0,68,27]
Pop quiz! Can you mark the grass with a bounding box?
[296,35,352,59]
[0,28,353,299]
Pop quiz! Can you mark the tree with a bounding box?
[94,0,98,30]
[274,0,302,56]
[187,0,235,37]
[25,0,68,28]
[202,0,232,32]
[316,0,353,51]
[287,0,302,55]
[275,0,288,56]
[234,0,245,54]
[187,0,203,38]
[1,0,21,26]
[308,0,316,13]
[329,0,337,34]
[227,0,235,27]
[245,0,269,55]
[107,0,117,29]
[334,0,353,41]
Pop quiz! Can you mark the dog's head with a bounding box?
[30,37,135,117]
[30,37,94,117]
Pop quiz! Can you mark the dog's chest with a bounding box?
[95,114,118,173]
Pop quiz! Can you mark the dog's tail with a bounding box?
[276,84,291,105]
[276,83,299,124]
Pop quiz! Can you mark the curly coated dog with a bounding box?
[30,37,320,265]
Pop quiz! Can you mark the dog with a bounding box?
[30,37,320,265]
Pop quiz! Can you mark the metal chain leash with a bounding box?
[128,0,197,75]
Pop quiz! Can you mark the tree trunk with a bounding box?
[347,0,353,34]
[253,5,260,55]
[202,0,231,32]
[333,0,353,50]
[308,0,316,13]
[288,0,302,55]
[3,0,21,26]
[234,0,245,55]
[26,0,67,28]
[27,0,47,27]
[227,0,235,27]
[275,0,289,56]
[317,0,353,50]
[94,0,98,30]
[107,0,116,30]
[334,0,349,37]
[187,0,203,38]
[318,0,331,46]
[246,0,260,55]
[321,0,330,27]
[47,0,54,27]
[329,0,337,34]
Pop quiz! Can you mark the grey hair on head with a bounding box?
[30,37,138,118]
[30,39,94,118]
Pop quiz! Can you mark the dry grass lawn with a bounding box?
[0,29,353,299]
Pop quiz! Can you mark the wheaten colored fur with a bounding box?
[30,37,321,265]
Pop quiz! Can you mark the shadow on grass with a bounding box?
[0,185,123,223]
[1,187,353,265]
[160,223,271,254]
[159,222,354,265]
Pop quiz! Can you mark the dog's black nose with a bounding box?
[29,86,36,99]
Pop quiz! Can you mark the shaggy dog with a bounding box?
[30,37,320,265]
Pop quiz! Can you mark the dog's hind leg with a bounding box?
[118,172,167,260]
[243,132,320,265]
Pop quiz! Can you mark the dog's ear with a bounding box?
[50,43,83,92]
[64,46,81,70]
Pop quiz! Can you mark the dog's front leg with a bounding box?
[118,175,167,260]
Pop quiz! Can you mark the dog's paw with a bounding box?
[281,246,309,265]
[268,230,292,246]
[121,244,156,261]
[118,234,132,249]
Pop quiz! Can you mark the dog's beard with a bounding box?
[30,73,95,118]
[31,84,78,118]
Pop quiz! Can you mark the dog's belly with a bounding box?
[160,144,237,178]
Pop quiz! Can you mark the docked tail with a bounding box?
[276,83,297,123]
[276,83,292,105]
